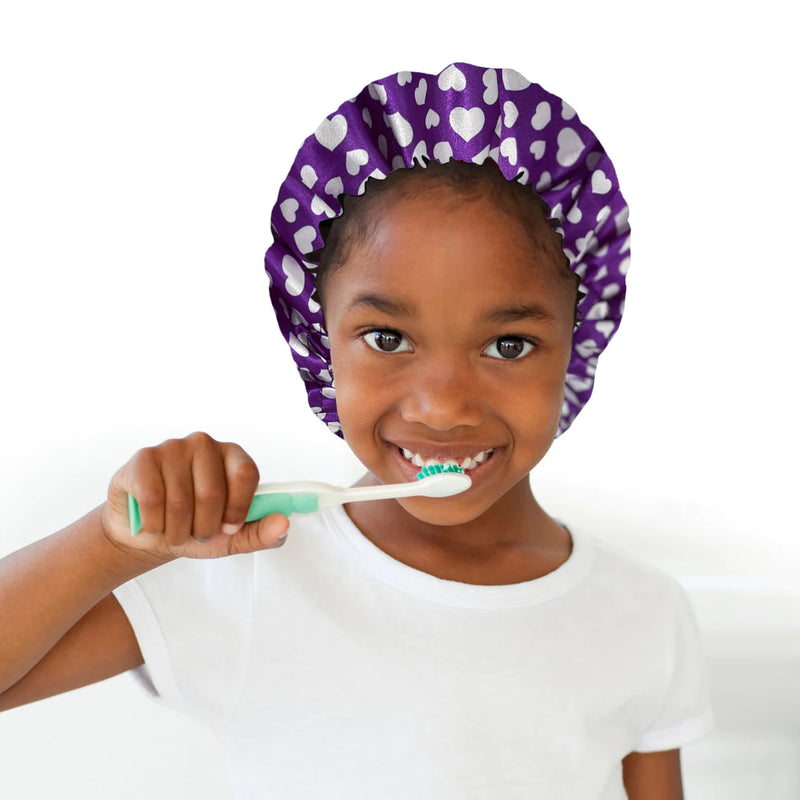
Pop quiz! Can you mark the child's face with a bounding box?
[322,186,576,527]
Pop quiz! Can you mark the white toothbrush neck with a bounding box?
[318,481,422,508]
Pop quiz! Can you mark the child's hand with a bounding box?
[101,432,290,560]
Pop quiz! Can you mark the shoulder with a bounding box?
[570,528,695,642]
[579,529,687,600]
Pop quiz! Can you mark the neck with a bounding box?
[344,473,571,585]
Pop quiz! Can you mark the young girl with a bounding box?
[0,62,713,798]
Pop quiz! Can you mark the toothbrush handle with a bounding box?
[245,492,318,522]
[127,492,320,535]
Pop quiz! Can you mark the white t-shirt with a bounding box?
[113,505,714,799]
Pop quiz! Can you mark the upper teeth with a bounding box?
[400,448,493,471]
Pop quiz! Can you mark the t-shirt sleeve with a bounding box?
[633,579,714,752]
[112,554,255,723]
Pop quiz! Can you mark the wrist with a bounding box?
[88,504,176,586]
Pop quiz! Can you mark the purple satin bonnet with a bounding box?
[264,62,631,437]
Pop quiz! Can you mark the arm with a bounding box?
[622,749,684,800]
[0,433,289,712]
[0,505,163,710]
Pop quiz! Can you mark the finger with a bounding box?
[219,442,260,535]
[190,434,228,542]
[160,439,195,547]
[125,448,166,536]
[228,513,290,555]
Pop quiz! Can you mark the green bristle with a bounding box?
[416,463,464,479]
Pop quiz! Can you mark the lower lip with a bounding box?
[387,444,502,492]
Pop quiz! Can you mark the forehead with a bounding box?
[324,189,573,318]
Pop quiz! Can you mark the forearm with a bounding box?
[0,504,168,694]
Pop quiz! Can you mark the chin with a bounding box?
[393,494,494,527]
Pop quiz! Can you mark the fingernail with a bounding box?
[275,533,288,547]
[221,522,241,536]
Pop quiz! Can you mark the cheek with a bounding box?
[329,344,382,436]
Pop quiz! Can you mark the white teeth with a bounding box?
[399,447,494,471]
[473,449,491,464]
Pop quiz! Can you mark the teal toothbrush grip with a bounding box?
[245,492,318,521]
[127,492,319,535]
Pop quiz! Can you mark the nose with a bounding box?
[399,354,485,431]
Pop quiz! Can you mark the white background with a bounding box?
[1,0,797,797]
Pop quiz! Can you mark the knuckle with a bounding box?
[158,438,185,459]
[230,458,259,485]
[130,446,157,471]
[166,494,193,516]
[187,431,216,448]
[194,485,226,508]
[137,487,165,508]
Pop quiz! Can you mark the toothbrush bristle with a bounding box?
[416,464,464,480]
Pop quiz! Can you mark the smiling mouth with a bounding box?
[398,446,495,472]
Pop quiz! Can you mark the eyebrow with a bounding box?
[348,294,557,324]
[482,303,557,324]
[348,293,415,316]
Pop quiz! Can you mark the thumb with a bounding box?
[226,513,290,555]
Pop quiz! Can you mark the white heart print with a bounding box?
[282,255,305,296]
[314,114,347,151]
[368,82,387,104]
[346,149,369,175]
[502,69,531,90]
[535,171,552,193]
[529,140,546,160]
[499,138,518,166]
[310,195,335,217]
[556,128,584,167]
[397,71,411,86]
[591,170,612,194]
[433,141,453,162]
[595,320,615,338]
[280,198,298,223]
[503,101,519,127]
[289,332,309,357]
[425,109,440,129]
[561,101,577,120]
[438,64,466,91]
[414,78,427,105]
[449,107,485,142]
[384,111,413,147]
[300,164,317,189]
[531,101,551,131]
[482,68,498,105]
[324,176,343,197]
[293,225,317,254]
[567,203,582,224]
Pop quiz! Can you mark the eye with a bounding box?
[362,329,412,353]
[483,336,535,360]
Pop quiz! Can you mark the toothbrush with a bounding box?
[128,464,471,535]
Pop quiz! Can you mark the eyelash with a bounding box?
[360,329,537,360]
